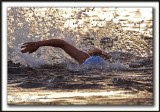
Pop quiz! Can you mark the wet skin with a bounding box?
[21,39,111,64]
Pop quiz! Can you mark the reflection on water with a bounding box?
[8,60,153,105]
[7,8,153,105]
[8,88,152,105]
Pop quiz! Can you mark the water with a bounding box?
[8,61,153,105]
[8,7,152,67]
[7,8,153,105]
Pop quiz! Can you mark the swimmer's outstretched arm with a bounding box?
[21,39,89,64]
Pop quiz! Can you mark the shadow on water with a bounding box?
[7,53,153,105]
[8,62,103,90]
[8,54,153,92]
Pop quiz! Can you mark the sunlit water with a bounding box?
[8,88,152,105]
[8,7,152,68]
[7,8,153,105]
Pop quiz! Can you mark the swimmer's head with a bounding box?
[88,47,103,56]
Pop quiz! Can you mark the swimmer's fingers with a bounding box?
[21,44,32,52]
[21,44,30,49]
[21,42,37,48]
[21,41,39,54]
[21,48,29,53]
[21,45,27,48]
[21,47,34,53]
[22,42,36,47]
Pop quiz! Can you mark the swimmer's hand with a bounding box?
[21,42,40,53]
[101,51,112,60]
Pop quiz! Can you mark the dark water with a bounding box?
[8,52,153,105]
[7,8,153,105]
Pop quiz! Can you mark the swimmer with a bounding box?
[21,39,112,64]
